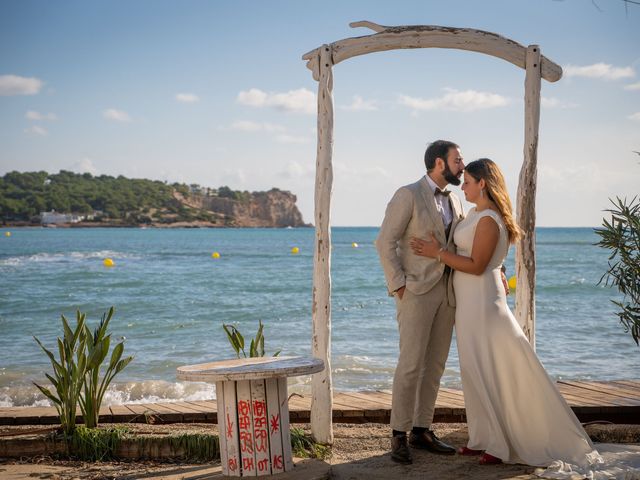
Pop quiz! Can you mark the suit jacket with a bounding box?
[376,176,464,307]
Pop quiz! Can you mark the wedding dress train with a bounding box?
[453,208,640,479]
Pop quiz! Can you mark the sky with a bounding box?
[0,0,638,227]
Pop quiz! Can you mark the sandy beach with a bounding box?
[2,422,639,479]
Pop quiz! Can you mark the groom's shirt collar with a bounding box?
[425,174,449,195]
[425,174,453,227]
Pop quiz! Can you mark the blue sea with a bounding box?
[0,227,638,408]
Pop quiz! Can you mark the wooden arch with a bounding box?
[302,21,563,444]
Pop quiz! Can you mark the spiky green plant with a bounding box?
[69,425,130,461]
[80,307,134,428]
[33,311,88,436]
[34,307,133,435]
[169,433,220,461]
[290,427,331,459]
[222,320,281,358]
[595,196,640,345]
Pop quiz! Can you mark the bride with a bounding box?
[408,158,640,478]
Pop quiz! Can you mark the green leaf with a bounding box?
[235,329,245,351]
[109,342,124,369]
[61,314,73,344]
[34,336,58,367]
[44,373,61,394]
[34,383,61,406]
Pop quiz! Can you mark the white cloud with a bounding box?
[624,82,640,91]
[278,160,315,180]
[220,168,247,186]
[24,125,48,136]
[334,162,390,182]
[563,63,635,80]
[275,134,309,144]
[628,112,640,121]
[103,108,132,123]
[228,120,285,133]
[539,162,624,194]
[237,88,267,107]
[541,97,578,109]
[341,95,378,111]
[0,74,44,96]
[176,93,200,103]
[69,157,99,175]
[25,110,58,121]
[237,87,316,114]
[398,88,509,112]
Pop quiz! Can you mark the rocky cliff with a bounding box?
[175,188,309,227]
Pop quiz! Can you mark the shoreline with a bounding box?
[1,221,313,229]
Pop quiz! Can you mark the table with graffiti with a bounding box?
[177,356,324,477]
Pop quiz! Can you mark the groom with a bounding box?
[376,140,465,464]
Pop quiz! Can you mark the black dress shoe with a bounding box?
[409,429,456,455]
[391,435,413,464]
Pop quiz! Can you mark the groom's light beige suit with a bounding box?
[376,175,464,431]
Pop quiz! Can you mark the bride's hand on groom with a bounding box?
[410,233,441,258]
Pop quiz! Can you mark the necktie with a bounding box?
[435,188,451,197]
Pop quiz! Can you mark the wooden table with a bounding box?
[177,356,324,477]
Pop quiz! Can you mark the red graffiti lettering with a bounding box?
[252,400,266,417]
[254,415,267,428]
[239,430,254,454]
[242,456,255,472]
[257,458,270,472]
[254,428,268,452]
[238,400,251,416]
[227,457,238,472]
[270,413,280,434]
[272,454,283,470]
[225,413,234,439]
[238,413,251,430]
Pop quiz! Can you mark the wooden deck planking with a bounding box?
[560,380,640,403]
[582,381,640,401]
[609,380,640,392]
[554,386,610,407]
[338,391,390,408]
[1,380,638,425]
[557,383,640,411]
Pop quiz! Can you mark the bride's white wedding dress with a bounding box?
[453,208,640,479]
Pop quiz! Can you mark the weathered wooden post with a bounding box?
[310,44,334,444]
[516,45,542,349]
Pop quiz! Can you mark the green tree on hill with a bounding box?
[0,171,257,224]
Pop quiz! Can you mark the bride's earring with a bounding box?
[480,189,484,199]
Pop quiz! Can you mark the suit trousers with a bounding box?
[390,275,455,432]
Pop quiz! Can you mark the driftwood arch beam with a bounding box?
[303,21,563,444]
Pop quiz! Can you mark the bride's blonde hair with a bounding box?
[464,158,522,244]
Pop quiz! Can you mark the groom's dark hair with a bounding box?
[425,140,459,172]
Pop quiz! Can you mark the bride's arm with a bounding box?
[410,216,499,275]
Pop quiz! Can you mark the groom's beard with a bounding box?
[443,164,461,186]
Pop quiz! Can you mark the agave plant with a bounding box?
[80,307,134,428]
[33,311,88,436]
[34,307,133,435]
[222,320,281,358]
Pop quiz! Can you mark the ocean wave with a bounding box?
[0,250,140,266]
[0,385,53,408]
[0,380,216,408]
[102,380,215,405]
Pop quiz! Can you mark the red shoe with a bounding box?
[479,453,502,465]
[457,446,483,456]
